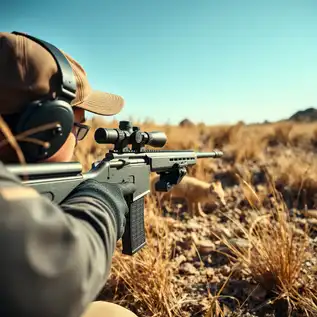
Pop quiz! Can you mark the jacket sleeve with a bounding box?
[0,162,118,317]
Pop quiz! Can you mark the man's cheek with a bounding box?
[43,133,76,163]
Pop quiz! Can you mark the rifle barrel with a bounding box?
[196,150,223,158]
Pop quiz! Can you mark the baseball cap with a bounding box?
[0,32,124,116]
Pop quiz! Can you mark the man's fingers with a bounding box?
[118,183,137,196]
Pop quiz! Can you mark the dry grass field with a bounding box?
[1,111,316,317]
[75,117,316,316]
[73,117,317,317]
[3,115,316,316]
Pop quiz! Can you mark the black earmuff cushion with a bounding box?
[15,100,74,162]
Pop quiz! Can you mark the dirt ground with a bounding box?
[75,118,317,317]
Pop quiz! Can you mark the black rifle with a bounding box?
[6,121,223,256]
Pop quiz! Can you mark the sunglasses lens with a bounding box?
[73,123,90,141]
[77,127,88,140]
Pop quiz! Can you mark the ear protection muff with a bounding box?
[11,31,77,163]
[14,99,74,162]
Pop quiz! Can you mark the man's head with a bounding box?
[0,31,124,163]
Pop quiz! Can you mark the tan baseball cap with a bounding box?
[0,32,124,116]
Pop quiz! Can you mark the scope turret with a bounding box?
[94,121,167,153]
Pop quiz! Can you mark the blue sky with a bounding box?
[2,0,317,125]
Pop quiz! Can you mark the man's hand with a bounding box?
[67,179,136,240]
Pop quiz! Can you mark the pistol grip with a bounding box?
[122,197,146,255]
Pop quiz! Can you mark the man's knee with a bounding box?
[82,301,138,317]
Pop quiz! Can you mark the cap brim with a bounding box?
[75,90,124,116]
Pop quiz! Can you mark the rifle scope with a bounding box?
[94,121,167,148]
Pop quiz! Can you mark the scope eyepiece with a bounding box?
[95,128,122,144]
[94,121,167,152]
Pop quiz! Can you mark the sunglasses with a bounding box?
[73,122,90,141]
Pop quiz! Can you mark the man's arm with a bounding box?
[0,162,121,317]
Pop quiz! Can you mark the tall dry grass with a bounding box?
[217,186,316,315]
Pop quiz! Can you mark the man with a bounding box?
[0,32,138,317]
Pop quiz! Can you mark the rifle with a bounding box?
[6,121,223,256]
